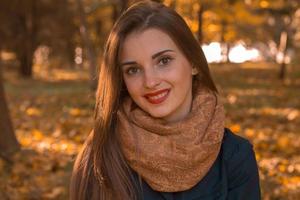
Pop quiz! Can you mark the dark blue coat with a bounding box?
[133,128,261,200]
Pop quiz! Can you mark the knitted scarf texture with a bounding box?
[117,85,225,192]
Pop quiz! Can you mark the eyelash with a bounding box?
[124,56,173,75]
[158,56,173,66]
[125,66,140,75]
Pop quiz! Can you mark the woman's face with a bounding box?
[119,28,194,122]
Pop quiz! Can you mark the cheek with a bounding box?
[169,63,192,83]
[123,78,141,97]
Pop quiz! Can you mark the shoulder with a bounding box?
[221,127,254,163]
[221,128,260,191]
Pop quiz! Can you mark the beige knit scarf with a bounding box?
[117,84,225,192]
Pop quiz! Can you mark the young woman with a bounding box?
[70,1,261,199]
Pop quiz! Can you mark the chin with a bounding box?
[148,110,171,119]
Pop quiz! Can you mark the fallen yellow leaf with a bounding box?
[245,128,255,138]
[26,107,41,116]
[43,186,65,199]
[69,108,81,116]
[277,136,290,149]
[229,124,241,133]
[32,129,44,140]
[287,110,299,121]
[278,164,286,173]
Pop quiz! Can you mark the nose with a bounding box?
[144,68,160,89]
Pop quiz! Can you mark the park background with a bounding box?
[0,0,299,199]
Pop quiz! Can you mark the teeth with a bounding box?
[148,91,168,100]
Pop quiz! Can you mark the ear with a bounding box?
[191,67,199,75]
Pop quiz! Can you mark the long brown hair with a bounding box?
[70,1,218,199]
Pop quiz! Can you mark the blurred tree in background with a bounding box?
[0,55,20,162]
[0,0,78,77]
[0,0,299,80]
[253,0,299,79]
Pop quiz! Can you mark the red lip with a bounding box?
[144,89,170,104]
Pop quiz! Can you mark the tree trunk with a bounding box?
[169,0,177,9]
[19,47,34,77]
[120,0,129,13]
[225,43,230,63]
[197,3,204,44]
[279,62,286,80]
[0,57,20,162]
[221,42,230,63]
[76,0,98,90]
[19,0,37,78]
[66,41,75,69]
[220,20,230,63]
[112,0,129,23]
[278,31,288,80]
[112,3,119,23]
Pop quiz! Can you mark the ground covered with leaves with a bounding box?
[0,62,299,199]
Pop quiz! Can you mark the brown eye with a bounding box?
[158,56,172,66]
[126,66,140,75]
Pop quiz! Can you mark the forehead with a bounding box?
[120,28,179,61]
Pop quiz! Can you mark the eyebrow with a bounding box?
[120,49,174,67]
[152,49,174,59]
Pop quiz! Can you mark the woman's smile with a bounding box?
[120,28,194,122]
[144,89,170,104]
